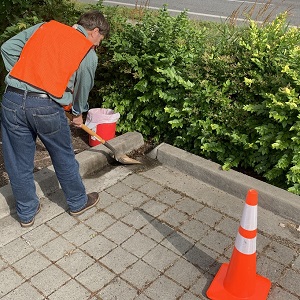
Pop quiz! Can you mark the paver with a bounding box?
[12,251,51,279]
[102,220,136,244]
[97,277,138,300]
[100,246,138,274]
[56,249,95,277]
[80,234,117,259]
[39,236,76,262]
[48,280,90,300]
[30,265,70,296]
[121,260,160,289]
[0,267,24,297]
[1,282,44,300]
[0,144,299,300]
[75,263,115,292]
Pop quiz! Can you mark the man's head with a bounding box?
[77,10,110,47]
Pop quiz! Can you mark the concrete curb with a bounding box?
[148,143,300,223]
[0,132,144,219]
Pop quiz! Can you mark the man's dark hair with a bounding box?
[78,10,110,37]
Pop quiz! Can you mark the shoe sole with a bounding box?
[70,194,99,216]
[20,203,41,228]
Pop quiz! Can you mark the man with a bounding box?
[0,10,110,227]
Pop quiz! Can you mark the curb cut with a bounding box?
[148,143,300,223]
[0,132,144,219]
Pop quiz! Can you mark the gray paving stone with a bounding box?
[121,260,160,289]
[179,219,210,241]
[180,291,201,300]
[56,249,95,277]
[257,255,285,282]
[293,254,300,271]
[84,211,116,232]
[104,200,133,219]
[137,181,164,197]
[30,265,70,296]
[0,267,24,298]
[0,258,7,271]
[256,233,271,254]
[102,220,135,244]
[140,219,174,243]
[97,277,138,300]
[1,282,43,300]
[140,200,169,217]
[143,275,185,300]
[194,206,223,227]
[13,251,51,279]
[160,231,195,256]
[22,224,58,249]
[165,257,202,289]
[122,190,150,207]
[200,230,233,255]
[142,244,179,272]
[175,197,204,216]
[46,213,78,234]
[96,191,118,209]
[159,208,189,227]
[0,237,34,264]
[48,279,90,300]
[75,263,115,292]
[133,294,152,300]
[100,247,138,274]
[214,217,239,239]
[189,273,214,299]
[185,243,219,272]
[155,189,183,206]
[278,269,300,297]
[62,223,97,246]
[80,234,117,260]
[105,182,134,198]
[122,173,150,189]
[268,286,299,300]
[121,209,154,229]
[122,232,157,258]
[39,236,76,262]
[265,241,296,265]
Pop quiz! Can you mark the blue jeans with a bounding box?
[1,90,87,223]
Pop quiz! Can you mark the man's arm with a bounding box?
[71,50,98,125]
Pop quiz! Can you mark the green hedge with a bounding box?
[95,8,300,195]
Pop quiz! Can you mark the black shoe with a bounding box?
[70,192,99,216]
[20,203,41,228]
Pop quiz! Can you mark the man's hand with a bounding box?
[71,114,83,127]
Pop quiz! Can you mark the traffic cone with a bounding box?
[206,189,271,300]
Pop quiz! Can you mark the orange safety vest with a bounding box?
[10,20,93,98]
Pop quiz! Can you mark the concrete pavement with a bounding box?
[0,132,299,299]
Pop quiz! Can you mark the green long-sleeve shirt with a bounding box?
[1,22,98,115]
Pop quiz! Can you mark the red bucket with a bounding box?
[89,122,116,147]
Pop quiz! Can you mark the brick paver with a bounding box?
[0,160,299,300]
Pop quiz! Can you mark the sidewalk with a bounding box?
[0,132,299,300]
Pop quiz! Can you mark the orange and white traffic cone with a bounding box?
[206,189,271,300]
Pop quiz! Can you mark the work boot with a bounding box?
[70,192,99,216]
[20,203,41,228]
